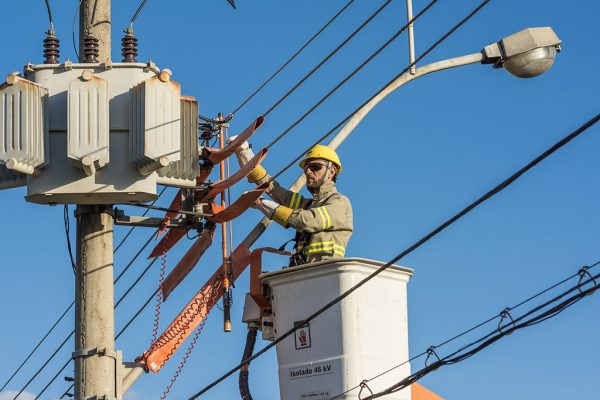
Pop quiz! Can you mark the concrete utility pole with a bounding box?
[79,0,112,63]
[75,1,117,399]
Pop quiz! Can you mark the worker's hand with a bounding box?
[229,135,255,168]
[253,197,280,219]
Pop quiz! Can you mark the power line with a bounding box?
[331,261,600,399]
[1,188,167,392]
[131,0,151,26]
[261,0,392,118]
[43,0,54,28]
[187,111,600,399]
[264,0,439,151]
[31,260,158,400]
[365,270,600,398]
[64,205,76,275]
[270,0,492,180]
[230,0,356,115]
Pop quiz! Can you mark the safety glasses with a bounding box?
[303,163,327,173]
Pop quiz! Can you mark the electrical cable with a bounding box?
[115,185,168,254]
[365,271,600,398]
[264,0,439,151]
[72,0,84,60]
[64,205,76,275]
[187,111,600,399]
[130,0,151,27]
[32,259,159,400]
[262,0,392,118]
[330,260,600,399]
[2,188,167,393]
[43,0,54,29]
[230,0,356,115]
[269,0,491,179]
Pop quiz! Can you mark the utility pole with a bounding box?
[74,1,117,399]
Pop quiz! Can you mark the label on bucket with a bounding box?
[289,362,334,380]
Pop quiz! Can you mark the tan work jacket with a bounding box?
[258,176,353,264]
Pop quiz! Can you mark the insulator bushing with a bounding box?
[82,35,99,63]
[43,33,60,64]
[121,32,138,63]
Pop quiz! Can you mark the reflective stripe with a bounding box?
[322,206,331,229]
[289,192,302,209]
[316,207,327,229]
[297,241,345,256]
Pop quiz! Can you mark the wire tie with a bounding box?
[358,380,373,399]
[425,346,440,367]
[497,308,516,334]
[577,266,597,295]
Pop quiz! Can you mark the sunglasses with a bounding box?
[303,163,327,173]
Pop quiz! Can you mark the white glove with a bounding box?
[228,135,255,168]
[253,197,280,219]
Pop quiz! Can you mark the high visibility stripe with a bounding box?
[289,192,298,209]
[298,241,345,255]
[316,207,327,229]
[295,193,302,209]
[322,206,331,229]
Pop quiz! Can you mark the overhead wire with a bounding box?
[32,259,159,400]
[264,0,439,151]
[71,0,84,60]
[43,0,54,29]
[63,205,76,275]
[365,270,600,398]
[230,0,356,115]
[261,0,392,118]
[269,0,492,179]
[2,188,167,393]
[187,109,599,399]
[130,0,151,27]
[330,260,600,399]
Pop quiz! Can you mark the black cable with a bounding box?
[188,111,600,399]
[0,303,73,392]
[239,326,258,400]
[264,0,439,151]
[71,0,84,60]
[331,260,600,399]
[230,0,356,115]
[43,0,54,28]
[131,0,151,26]
[262,0,391,118]
[366,271,600,398]
[33,261,159,400]
[115,185,167,254]
[63,205,76,275]
[270,0,492,180]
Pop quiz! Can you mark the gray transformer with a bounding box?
[0,61,199,204]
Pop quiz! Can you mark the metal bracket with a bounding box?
[72,347,117,362]
[113,208,193,229]
[74,205,115,218]
[75,395,117,400]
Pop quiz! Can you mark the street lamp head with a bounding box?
[482,27,562,78]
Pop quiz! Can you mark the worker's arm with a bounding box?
[285,194,352,233]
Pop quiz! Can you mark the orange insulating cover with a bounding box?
[161,226,216,301]
[201,148,269,200]
[206,116,264,164]
[148,228,187,259]
[196,165,213,185]
[142,244,252,373]
[208,183,269,224]
[156,190,183,237]
[249,247,292,310]
[412,384,444,400]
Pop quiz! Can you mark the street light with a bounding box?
[326,27,562,150]
[482,27,562,78]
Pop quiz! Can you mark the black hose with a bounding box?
[239,325,258,400]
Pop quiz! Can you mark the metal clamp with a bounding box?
[577,266,597,295]
[358,380,373,400]
[74,205,115,218]
[425,346,440,367]
[75,395,117,400]
[72,347,117,362]
[498,308,516,334]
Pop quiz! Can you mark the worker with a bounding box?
[234,141,353,266]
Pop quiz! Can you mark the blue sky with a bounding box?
[1,0,599,399]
